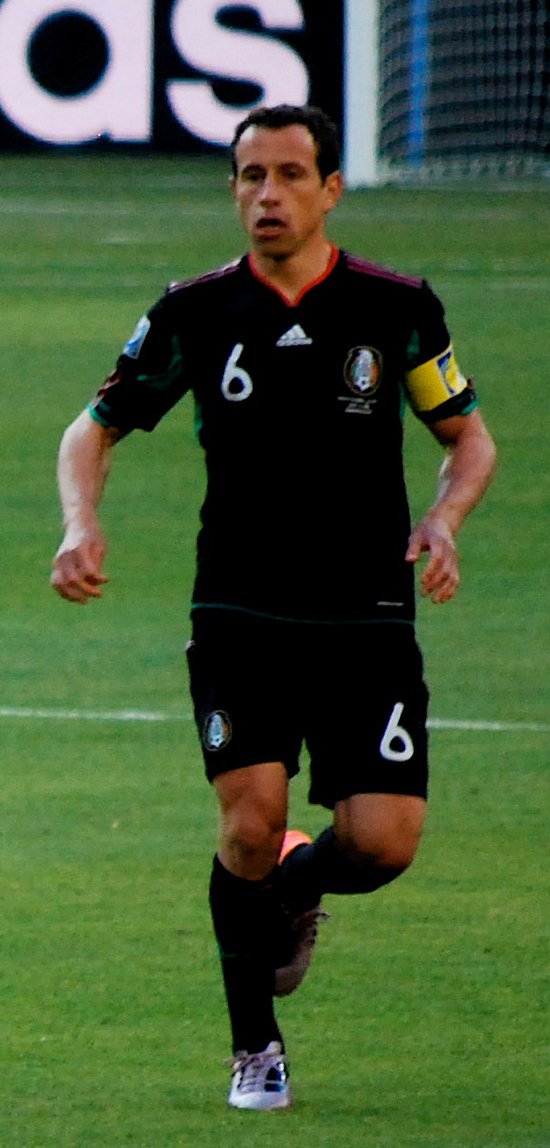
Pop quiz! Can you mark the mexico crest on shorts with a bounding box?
[202,710,232,752]
[341,346,383,413]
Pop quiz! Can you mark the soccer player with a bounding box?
[51,105,497,1110]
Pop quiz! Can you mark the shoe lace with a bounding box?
[227,1048,281,1093]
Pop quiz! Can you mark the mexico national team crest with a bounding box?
[202,710,232,752]
[342,346,383,413]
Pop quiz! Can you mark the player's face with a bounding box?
[232,124,342,261]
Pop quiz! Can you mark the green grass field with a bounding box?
[1,152,548,1147]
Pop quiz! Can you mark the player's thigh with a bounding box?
[334,791,426,868]
[306,624,429,809]
[186,610,302,783]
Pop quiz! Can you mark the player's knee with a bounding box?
[334,793,426,886]
[338,832,420,887]
[221,807,285,875]
[214,763,288,877]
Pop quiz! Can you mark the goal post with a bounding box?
[343,0,550,186]
[343,0,380,187]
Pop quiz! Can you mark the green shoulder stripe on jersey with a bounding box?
[193,398,203,439]
[399,382,407,422]
[419,391,478,424]
[406,328,421,366]
[87,402,110,428]
[136,335,183,390]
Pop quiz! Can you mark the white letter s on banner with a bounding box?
[167,0,308,145]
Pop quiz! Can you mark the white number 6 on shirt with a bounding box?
[221,343,253,401]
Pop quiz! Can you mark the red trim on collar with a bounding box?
[248,244,339,306]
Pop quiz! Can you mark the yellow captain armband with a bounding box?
[406,346,469,416]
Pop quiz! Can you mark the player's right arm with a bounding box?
[51,409,121,604]
[52,291,190,603]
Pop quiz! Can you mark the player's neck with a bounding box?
[249,239,336,303]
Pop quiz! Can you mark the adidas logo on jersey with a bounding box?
[276,325,313,347]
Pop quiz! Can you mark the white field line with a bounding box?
[0,705,547,733]
[0,201,233,220]
[0,705,189,723]
[428,717,548,733]
[0,201,538,225]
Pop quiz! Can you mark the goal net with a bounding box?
[344,0,550,184]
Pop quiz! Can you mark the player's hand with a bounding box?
[406,516,459,604]
[51,532,108,604]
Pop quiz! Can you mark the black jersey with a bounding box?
[90,248,476,624]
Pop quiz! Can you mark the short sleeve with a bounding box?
[404,283,478,423]
[88,293,189,434]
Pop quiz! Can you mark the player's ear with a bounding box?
[323,170,343,212]
[229,175,237,198]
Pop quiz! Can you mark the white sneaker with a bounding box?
[227,1041,291,1110]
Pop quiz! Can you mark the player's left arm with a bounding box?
[406,409,497,603]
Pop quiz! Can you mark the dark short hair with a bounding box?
[231,104,341,182]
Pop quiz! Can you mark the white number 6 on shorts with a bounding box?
[380,702,414,762]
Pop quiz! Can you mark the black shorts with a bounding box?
[186,610,429,809]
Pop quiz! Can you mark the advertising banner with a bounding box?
[0,0,344,151]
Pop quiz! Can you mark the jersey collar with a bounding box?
[247,244,340,306]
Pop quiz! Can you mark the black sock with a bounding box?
[209,855,284,1055]
[279,827,396,910]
